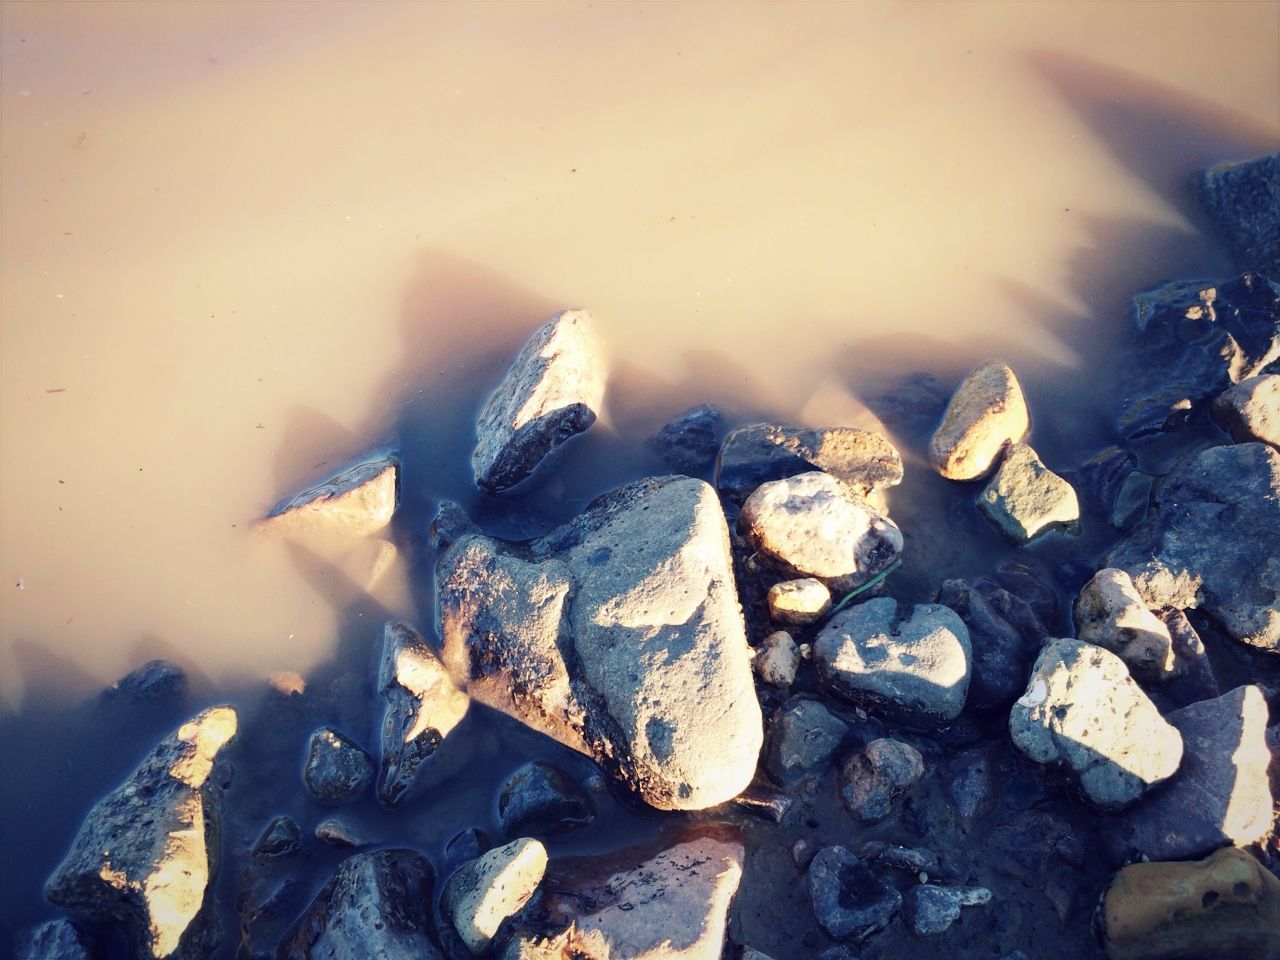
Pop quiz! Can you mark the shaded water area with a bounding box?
[2,2,1278,958]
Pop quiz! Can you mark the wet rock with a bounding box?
[263,452,398,534]
[815,597,971,726]
[1078,446,1138,514]
[1213,373,1280,448]
[15,919,94,960]
[839,738,925,823]
[1009,640,1182,810]
[935,578,1028,711]
[252,815,301,862]
[977,443,1079,543]
[237,876,304,960]
[1157,608,1220,707]
[102,659,187,702]
[741,949,778,960]
[929,361,1030,481]
[753,630,799,688]
[1074,568,1175,681]
[446,827,492,869]
[429,499,481,552]
[278,849,443,960]
[714,423,903,503]
[472,310,605,492]
[1107,685,1273,864]
[732,779,793,823]
[808,845,902,941]
[764,697,848,786]
[498,761,592,836]
[1100,846,1280,960]
[376,620,469,806]
[738,471,903,594]
[940,741,1002,830]
[444,838,547,955]
[437,475,762,811]
[1106,442,1280,652]
[972,577,1049,650]
[314,818,362,848]
[990,810,1089,878]
[993,562,1058,629]
[44,706,238,960]
[857,841,943,880]
[904,884,992,936]
[303,727,373,804]
[1201,152,1280,275]
[767,577,832,625]
[1111,471,1154,530]
[650,404,723,474]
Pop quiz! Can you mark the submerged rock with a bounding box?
[839,737,925,823]
[314,818,363,849]
[262,452,398,535]
[44,706,238,960]
[443,838,547,955]
[935,578,1029,711]
[1111,471,1154,530]
[764,697,849,786]
[1213,373,1280,448]
[977,443,1079,543]
[808,845,902,941]
[15,919,94,960]
[252,815,301,862]
[303,727,373,805]
[445,827,492,868]
[650,403,723,474]
[753,630,800,688]
[472,310,606,493]
[497,761,592,836]
[429,499,481,552]
[102,659,187,702]
[905,884,992,936]
[1201,152,1280,275]
[767,577,832,625]
[939,741,1003,830]
[1074,568,1175,681]
[929,361,1030,481]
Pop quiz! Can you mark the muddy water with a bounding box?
[1,1,1277,957]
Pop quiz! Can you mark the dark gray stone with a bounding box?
[992,562,1058,631]
[445,827,492,869]
[764,697,849,786]
[497,761,592,836]
[935,579,1028,711]
[971,577,1048,650]
[304,727,374,804]
[649,403,723,474]
[102,659,187,702]
[1111,471,1154,530]
[839,738,925,823]
[940,741,1002,830]
[856,841,944,879]
[808,846,901,941]
[1157,607,1220,709]
[904,884,991,935]
[1076,446,1138,513]
[1201,153,1280,275]
[252,815,301,862]
[15,919,94,960]
[429,499,480,552]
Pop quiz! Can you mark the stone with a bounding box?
[102,659,187,702]
[929,361,1030,481]
[1074,569,1175,681]
[1111,471,1154,530]
[939,742,1002,830]
[446,827,492,868]
[741,949,778,960]
[262,452,398,534]
[1100,846,1280,960]
[303,727,373,805]
[314,818,362,848]
[767,578,832,625]
[429,499,481,552]
[935,578,1029,711]
[472,310,605,492]
[1107,685,1273,864]
[977,443,1079,543]
[992,562,1058,628]
[1106,442,1280,652]
[753,631,799,688]
[1008,640,1182,810]
[1157,608,1220,708]
[443,838,547,955]
[376,620,469,806]
[738,472,903,594]
[839,738,925,823]
[714,423,903,503]
[252,815,301,862]
[15,919,94,960]
[857,841,944,879]
[497,761,592,836]
[437,475,762,811]
[814,597,972,726]
[278,849,443,960]
[972,577,1049,650]
[1201,152,1280,275]
[764,697,849,786]
[1213,373,1280,448]
[649,404,723,474]
[808,846,902,941]
[732,780,792,823]
[904,885,992,936]
[44,706,238,960]
[1078,446,1138,513]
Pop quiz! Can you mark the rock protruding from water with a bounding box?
[1201,153,1280,276]
[303,727,373,804]
[650,404,724,475]
[44,706,238,960]
[437,475,762,810]
[808,845,902,941]
[934,578,1029,711]
[815,597,971,726]
[767,577,832,625]
[471,310,606,493]
[1009,640,1182,811]
[839,737,925,823]
[904,884,992,936]
[252,815,301,862]
[443,838,547,955]
[1213,373,1279,448]
[15,919,94,960]
[1074,568,1175,681]
[263,452,398,535]
[977,443,1079,542]
[929,361,1030,481]
[376,620,469,806]
[765,697,849,786]
[497,761,593,836]
[102,659,187,702]
[1106,442,1280,652]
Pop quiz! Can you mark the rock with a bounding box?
[753,631,799,688]
[237,875,304,960]
[939,742,1002,830]
[437,475,762,811]
[977,443,1079,543]
[1100,846,1280,960]
[857,841,944,880]
[738,472,903,594]
[839,738,925,823]
[44,706,238,960]
[303,727,373,804]
[1213,374,1280,448]
[252,815,301,862]
[649,404,723,474]
[498,762,592,836]
[972,577,1049,650]
[935,579,1029,711]
[808,846,902,941]
[904,885,992,936]
[1008,640,1182,810]
[446,827,492,869]
[15,919,94,960]
[472,310,605,492]
[314,819,362,848]
[815,597,972,726]
[1107,685,1273,864]
[263,452,398,534]
[992,562,1058,629]
[278,849,443,960]
[1111,472,1154,530]
[732,780,793,823]
[429,499,481,552]
[443,838,547,955]
[767,578,832,625]
[1074,569,1175,681]
[1078,446,1138,513]
[764,697,849,786]
[102,659,187,702]
[1105,442,1280,652]
[714,423,903,503]
[1201,153,1280,275]
[1157,608,1220,707]
[929,361,1030,481]
[376,620,469,806]
[990,810,1089,878]
[741,949,778,960]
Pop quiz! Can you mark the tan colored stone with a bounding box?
[753,630,799,688]
[1213,374,1280,448]
[767,578,832,625]
[261,453,397,535]
[444,838,548,955]
[929,361,1030,480]
[977,443,1079,542]
[1075,568,1175,680]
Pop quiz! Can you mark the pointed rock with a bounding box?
[929,361,1030,481]
[262,452,398,535]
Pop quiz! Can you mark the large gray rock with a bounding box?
[1213,373,1280,448]
[977,443,1079,543]
[44,706,238,960]
[443,838,547,955]
[437,475,762,810]
[1009,640,1183,811]
[472,310,606,493]
[1073,568,1175,681]
[814,597,971,726]
[262,452,398,535]
[1201,153,1280,275]
[1105,442,1280,652]
[934,579,1029,711]
[808,846,901,941]
[764,697,849,786]
[929,361,1030,481]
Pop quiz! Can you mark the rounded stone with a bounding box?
[929,360,1030,481]
[767,578,833,625]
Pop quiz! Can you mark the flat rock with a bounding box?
[767,577,832,625]
[929,361,1030,481]
[935,578,1029,711]
[764,697,848,786]
[1009,639,1182,811]
[1213,373,1280,448]
[443,838,547,955]
[839,737,925,823]
[497,761,592,836]
[977,443,1079,543]
[44,706,238,960]
[304,727,373,804]
[15,919,94,960]
[753,630,799,688]
[1201,152,1280,275]
[904,884,991,936]
[808,845,902,941]
[472,310,606,493]
[649,404,723,475]
[263,452,398,535]
[1074,568,1175,681]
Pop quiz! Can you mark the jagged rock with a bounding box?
[904,885,992,936]
[252,815,300,862]
[767,578,832,625]
[929,361,1030,481]
[839,738,925,823]
[808,846,902,941]
[1106,442,1280,652]
[650,404,723,474]
[376,620,469,806]
[977,443,1079,543]
[102,659,187,702]
[738,472,903,594]
[472,310,605,493]
[1009,640,1182,810]
[262,452,398,534]
[446,827,492,868]
[314,819,362,848]
[1074,569,1175,681]
[935,579,1029,711]
[443,838,547,955]
[303,727,373,804]
[429,499,481,552]
[44,706,238,960]
[437,475,762,811]
[753,630,799,688]
[764,697,848,786]
[815,597,971,726]
[278,849,443,960]
[1111,472,1154,530]
[15,919,94,960]
[1201,153,1280,275]
[497,762,592,836]
[1213,373,1280,448]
